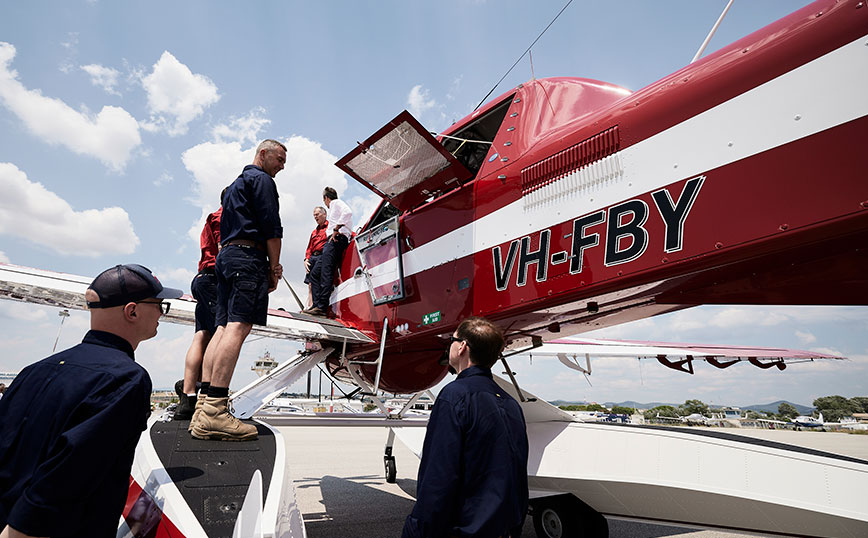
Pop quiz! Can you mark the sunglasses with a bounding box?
[138,300,170,315]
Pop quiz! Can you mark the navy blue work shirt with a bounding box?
[0,330,152,538]
[403,365,529,538]
[220,164,283,246]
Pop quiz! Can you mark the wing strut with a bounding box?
[656,354,695,374]
[707,357,740,369]
[749,357,787,371]
[556,352,593,387]
[500,335,544,402]
[374,317,389,394]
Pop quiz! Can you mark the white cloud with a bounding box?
[346,194,381,232]
[0,250,8,263]
[154,170,173,186]
[212,108,270,145]
[0,162,140,256]
[80,63,121,96]
[446,76,462,101]
[182,140,253,209]
[141,51,219,136]
[0,42,141,171]
[707,307,789,329]
[0,301,49,323]
[58,32,80,74]
[795,330,816,345]
[407,84,436,118]
[60,33,79,51]
[180,135,377,288]
[155,266,196,291]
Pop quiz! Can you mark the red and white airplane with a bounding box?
[1,0,866,536]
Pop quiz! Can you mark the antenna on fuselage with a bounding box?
[472,0,574,111]
[691,0,735,63]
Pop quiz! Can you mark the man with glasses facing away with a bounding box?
[403,317,529,538]
[0,264,182,538]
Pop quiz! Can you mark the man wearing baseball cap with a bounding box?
[0,264,182,538]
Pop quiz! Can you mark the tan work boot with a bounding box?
[187,393,207,433]
[191,396,258,441]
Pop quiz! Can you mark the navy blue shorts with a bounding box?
[191,271,218,334]
[215,245,269,327]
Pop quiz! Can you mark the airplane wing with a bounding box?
[754,418,790,425]
[517,336,844,374]
[0,262,374,345]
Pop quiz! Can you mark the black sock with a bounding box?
[208,385,229,398]
[199,382,210,396]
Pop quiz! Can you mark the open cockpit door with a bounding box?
[355,215,404,305]
[336,110,474,212]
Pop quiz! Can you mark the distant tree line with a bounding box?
[558,404,637,415]
[636,396,868,422]
[811,396,868,422]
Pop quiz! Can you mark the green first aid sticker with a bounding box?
[422,311,441,325]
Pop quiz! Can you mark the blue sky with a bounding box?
[1,0,865,408]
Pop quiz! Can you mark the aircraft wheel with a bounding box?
[384,455,397,483]
[531,495,607,538]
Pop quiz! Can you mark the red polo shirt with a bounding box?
[198,207,222,272]
[305,220,329,260]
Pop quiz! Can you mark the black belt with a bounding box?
[310,250,322,257]
[225,239,266,251]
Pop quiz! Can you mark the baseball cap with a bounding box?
[86,264,183,309]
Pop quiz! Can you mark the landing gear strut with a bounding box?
[384,429,397,483]
[530,494,608,538]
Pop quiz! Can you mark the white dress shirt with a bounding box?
[326,198,353,239]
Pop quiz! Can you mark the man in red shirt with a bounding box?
[174,194,223,420]
[303,206,328,307]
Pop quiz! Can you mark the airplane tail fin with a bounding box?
[233,469,263,538]
[818,412,824,423]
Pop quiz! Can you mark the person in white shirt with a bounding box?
[304,187,353,317]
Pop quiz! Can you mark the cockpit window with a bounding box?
[439,95,513,177]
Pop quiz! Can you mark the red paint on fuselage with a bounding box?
[326,0,868,394]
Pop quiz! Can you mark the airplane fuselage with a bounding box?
[326,0,868,393]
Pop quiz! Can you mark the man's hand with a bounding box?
[268,263,283,292]
[303,258,310,272]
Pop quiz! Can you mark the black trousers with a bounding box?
[310,234,348,310]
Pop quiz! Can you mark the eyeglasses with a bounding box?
[138,300,170,315]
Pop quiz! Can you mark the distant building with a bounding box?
[252,351,279,377]
[150,390,176,409]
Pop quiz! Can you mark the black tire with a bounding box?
[384,455,397,483]
[531,495,608,538]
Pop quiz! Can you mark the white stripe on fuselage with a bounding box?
[334,34,868,305]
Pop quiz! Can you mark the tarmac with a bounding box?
[276,424,868,537]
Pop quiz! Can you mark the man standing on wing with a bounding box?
[175,190,224,422]
[402,317,529,538]
[193,139,285,441]
[303,205,328,308]
[305,186,352,317]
